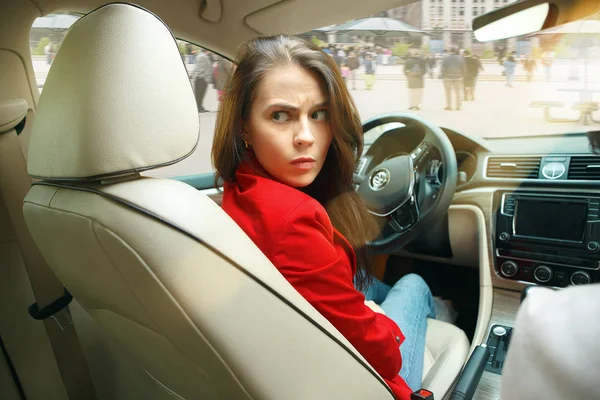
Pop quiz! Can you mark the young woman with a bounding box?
[212,35,435,399]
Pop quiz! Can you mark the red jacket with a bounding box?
[222,160,412,400]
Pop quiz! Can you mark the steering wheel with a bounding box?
[355,113,458,253]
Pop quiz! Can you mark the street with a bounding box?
[30,57,600,178]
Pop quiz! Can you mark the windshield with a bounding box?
[298,1,600,139]
[29,5,600,177]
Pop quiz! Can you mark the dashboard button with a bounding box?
[534,266,553,283]
[570,271,591,286]
[499,232,510,242]
[587,241,599,253]
[500,261,519,278]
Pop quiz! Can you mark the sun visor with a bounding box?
[245,0,411,35]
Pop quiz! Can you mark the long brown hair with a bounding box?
[211,35,378,290]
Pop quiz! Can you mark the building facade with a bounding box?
[420,0,520,54]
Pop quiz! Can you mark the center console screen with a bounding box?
[514,199,587,242]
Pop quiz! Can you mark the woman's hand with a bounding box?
[364,300,386,315]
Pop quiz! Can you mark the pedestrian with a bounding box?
[44,40,54,65]
[541,51,554,82]
[504,52,517,88]
[441,47,465,111]
[185,43,195,64]
[363,53,376,90]
[346,51,360,90]
[192,48,213,113]
[334,50,345,70]
[341,62,350,86]
[438,50,448,79]
[404,49,427,110]
[427,54,437,79]
[463,50,483,101]
[523,55,536,82]
[358,48,365,67]
[497,50,505,66]
[213,57,233,102]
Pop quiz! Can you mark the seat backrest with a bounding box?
[22,4,395,399]
[0,98,68,400]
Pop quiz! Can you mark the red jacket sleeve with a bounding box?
[271,199,405,380]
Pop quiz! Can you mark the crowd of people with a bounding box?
[185,46,233,113]
[185,40,561,115]
[315,44,486,111]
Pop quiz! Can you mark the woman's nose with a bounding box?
[294,118,315,147]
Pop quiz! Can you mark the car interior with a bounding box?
[0,0,599,399]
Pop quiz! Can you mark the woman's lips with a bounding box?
[290,158,316,170]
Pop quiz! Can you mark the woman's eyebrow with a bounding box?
[265,102,298,111]
[264,100,328,111]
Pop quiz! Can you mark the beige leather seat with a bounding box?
[22,4,469,399]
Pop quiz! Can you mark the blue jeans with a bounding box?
[361,274,436,391]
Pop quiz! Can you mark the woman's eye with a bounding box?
[311,110,327,121]
[271,111,290,122]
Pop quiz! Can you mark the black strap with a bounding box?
[28,288,73,320]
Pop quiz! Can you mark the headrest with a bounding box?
[28,3,199,181]
[0,98,27,134]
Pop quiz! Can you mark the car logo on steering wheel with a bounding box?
[369,168,391,191]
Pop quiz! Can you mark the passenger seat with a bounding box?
[0,98,69,399]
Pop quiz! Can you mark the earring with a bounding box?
[244,140,249,149]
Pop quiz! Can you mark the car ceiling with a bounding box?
[3,0,416,58]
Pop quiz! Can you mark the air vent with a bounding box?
[568,156,600,180]
[487,157,541,179]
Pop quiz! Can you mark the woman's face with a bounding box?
[245,65,333,188]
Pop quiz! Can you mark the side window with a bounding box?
[146,43,233,178]
[30,13,80,90]
[31,14,228,178]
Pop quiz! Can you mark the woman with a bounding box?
[212,35,435,399]
[404,49,427,110]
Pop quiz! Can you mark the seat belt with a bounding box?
[0,125,97,399]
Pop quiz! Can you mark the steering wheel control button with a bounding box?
[499,232,510,242]
[500,261,519,278]
[534,266,553,283]
[570,271,591,286]
[369,168,391,191]
[587,241,600,253]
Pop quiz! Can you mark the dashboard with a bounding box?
[362,124,599,190]
[361,123,600,289]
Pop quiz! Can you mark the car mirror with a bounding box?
[472,0,600,42]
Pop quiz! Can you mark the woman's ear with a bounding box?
[241,125,250,143]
